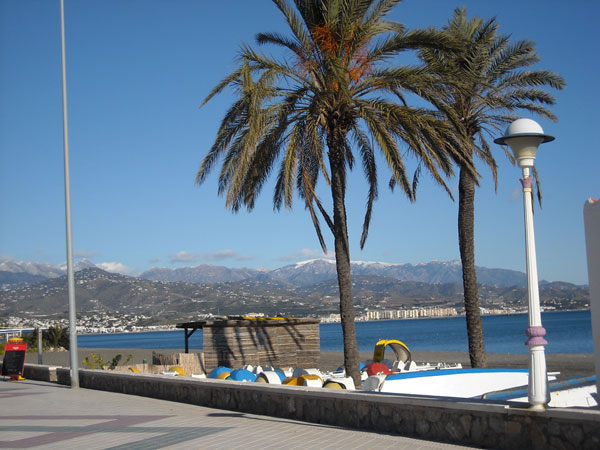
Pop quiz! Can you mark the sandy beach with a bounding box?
[18,348,595,379]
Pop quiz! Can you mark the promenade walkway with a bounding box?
[0,379,479,449]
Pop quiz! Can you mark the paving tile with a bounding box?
[0,380,479,449]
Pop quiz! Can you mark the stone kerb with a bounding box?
[23,363,58,382]
[1,361,59,382]
[50,367,600,450]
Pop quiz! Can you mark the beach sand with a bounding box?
[20,348,595,379]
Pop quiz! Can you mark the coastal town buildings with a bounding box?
[365,307,458,321]
[3,305,532,336]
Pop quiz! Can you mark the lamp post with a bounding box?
[60,0,79,388]
[494,118,554,409]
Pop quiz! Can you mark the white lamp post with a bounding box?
[494,118,554,410]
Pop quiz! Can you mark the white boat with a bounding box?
[366,368,558,399]
[483,375,598,407]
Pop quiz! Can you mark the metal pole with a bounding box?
[520,168,548,409]
[60,0,79,388]
[37,328,43,365]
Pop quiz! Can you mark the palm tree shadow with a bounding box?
[212,327,235,368]
[282,324,305,348]
[209,321,317,368]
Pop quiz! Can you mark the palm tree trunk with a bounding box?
[327,133,361,387]
[458,166,487,368]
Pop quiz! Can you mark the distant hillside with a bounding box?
[0,267,588,320]
[0,271,48,287]
[0,268,207,317]
[0,268,313,319]
[140,265,261,284]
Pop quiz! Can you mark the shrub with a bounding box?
[82,353,133,370]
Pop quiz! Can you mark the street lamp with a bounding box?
[494,118,554,410]
[60,0,79,388]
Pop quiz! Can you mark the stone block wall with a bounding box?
[23,363,58,382]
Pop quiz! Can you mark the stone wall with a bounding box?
[23,363,58,382]
[36,366,598,450]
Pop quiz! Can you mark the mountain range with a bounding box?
[1,258,536,288]
[253,259,531,287]
[0,265,588,320]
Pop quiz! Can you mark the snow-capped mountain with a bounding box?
[59,258,98,272]
[0,260,65,278]
[0,259,99,286]
[261,258,339,286]
[1,257,529,288]
[260,259,527,287]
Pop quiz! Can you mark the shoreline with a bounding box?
[71,309,592,335]
[14,348,595,379]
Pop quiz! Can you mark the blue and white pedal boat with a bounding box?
[366,368,557,398]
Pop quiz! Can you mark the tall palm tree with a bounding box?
[196,0,472,384]
[417,8,565,368]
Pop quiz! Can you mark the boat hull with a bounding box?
[375,368,556,398]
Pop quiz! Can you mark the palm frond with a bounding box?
[351,125,378,248]
[272,0,313,52]
[201,67,243,107]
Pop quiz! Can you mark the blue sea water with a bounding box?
[78,310,594,355]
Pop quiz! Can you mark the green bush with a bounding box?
[82,353,133,370]
[17,326,71,351]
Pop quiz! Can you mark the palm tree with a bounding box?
[417,8,565,367]
[44,325,70,350]
[196,0,471,384]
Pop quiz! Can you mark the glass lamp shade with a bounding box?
[494,118,554,167]
[503,135,545,160]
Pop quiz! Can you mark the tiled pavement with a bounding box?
[0,379,480,449]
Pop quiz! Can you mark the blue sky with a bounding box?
[0,0,597,284]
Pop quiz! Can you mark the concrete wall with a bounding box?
[10,365,590,450]
[22,363,59,382]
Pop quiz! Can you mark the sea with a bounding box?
[78,310,595,355]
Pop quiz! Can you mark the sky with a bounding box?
[0,0,598,284]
